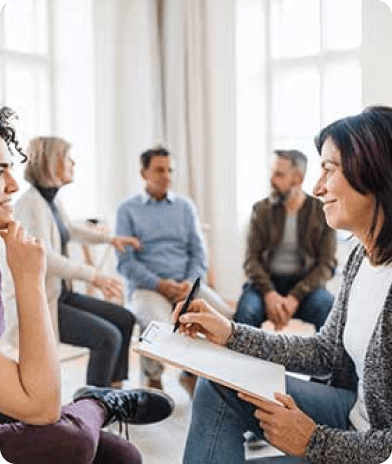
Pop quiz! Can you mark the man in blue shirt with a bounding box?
[116,146,231,392]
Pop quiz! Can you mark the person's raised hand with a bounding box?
[172,299,232,346]
[111,236,141,253]
[238,391,316,457]
[0,221,46,282]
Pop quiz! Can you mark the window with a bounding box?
[0,0,52,194]
[0,0,97,218]
[236,0,362,225]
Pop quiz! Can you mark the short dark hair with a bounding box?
[0,107,26,161]
[140,146,170,169]
[274,149,307,177]
[315,105,392,265]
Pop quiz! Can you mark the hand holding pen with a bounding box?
[172,285,233,345]
[173,277,201,332]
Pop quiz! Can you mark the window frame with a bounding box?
[235,0,362,225]
[0,0,55,134]
[267,0,362,161]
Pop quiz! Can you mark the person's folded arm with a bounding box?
[306,424,391,464]
[226,297,345,377]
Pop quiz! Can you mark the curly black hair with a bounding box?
[0,107,27,162]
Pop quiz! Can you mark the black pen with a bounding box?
[173,276,201,333]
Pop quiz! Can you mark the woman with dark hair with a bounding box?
[0,107,174,464]
[173,106,392,463]
[2,135,140,388]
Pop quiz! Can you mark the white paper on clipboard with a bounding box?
[133,321,285,403]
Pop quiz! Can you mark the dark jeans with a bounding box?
[234,278,334,332]
[0,400,141,464]
[58,291,135,387]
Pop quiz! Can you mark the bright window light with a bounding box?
[323,60,362,126]
[271,0,320,59]
[5,62,50,145]
[236,0,362,227]
[272,67,321,138]
[323,0,362,51]
[3,0,48,54]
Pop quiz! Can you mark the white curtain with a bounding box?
[93,0,243,299]
[158,0,208,215]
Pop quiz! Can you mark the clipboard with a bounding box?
[134,321,286,403]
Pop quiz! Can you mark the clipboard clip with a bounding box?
[138,322,160,344]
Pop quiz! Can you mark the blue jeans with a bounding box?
[234,279,334,332]
[183,376,356,464]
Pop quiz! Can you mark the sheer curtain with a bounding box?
[158,0,209,212]
[93,0,242,299]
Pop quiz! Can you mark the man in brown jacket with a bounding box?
[234,149,337,332]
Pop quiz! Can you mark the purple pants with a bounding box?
[0,400,142,464]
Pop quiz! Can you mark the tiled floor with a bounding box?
[61,319,315,464]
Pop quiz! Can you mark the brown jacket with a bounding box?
[244,194,337,302]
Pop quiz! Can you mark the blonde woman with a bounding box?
[3,136,139,388]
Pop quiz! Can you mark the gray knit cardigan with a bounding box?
[228,244,392,463]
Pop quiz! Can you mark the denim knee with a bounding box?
[299,289,334,331]
[234,283,265,327]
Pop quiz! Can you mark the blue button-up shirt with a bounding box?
[115,190,207,298]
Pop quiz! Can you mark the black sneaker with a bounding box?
[73,386,174,428]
